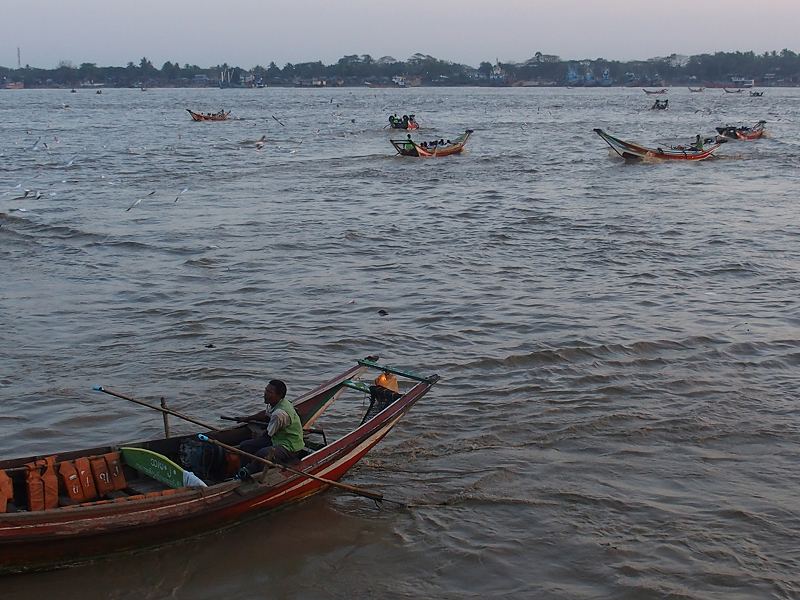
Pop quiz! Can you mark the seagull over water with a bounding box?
[126,190,156,212]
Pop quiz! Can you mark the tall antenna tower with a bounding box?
[17,47,21,68]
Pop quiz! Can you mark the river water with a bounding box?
[2,87,799,599]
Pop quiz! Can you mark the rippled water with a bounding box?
[2,87,800,599]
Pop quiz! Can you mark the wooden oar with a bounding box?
[220,415,268,426]
[93,385,220,432]
[197,434,389,504]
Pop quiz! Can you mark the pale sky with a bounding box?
[3,0,799,69]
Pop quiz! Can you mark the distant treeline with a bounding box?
[2,50,800,88]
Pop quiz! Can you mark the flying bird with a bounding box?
[174,187,189,202]
[126,191,156,212]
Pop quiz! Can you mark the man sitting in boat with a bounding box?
[236,379,305,478]
[691,134,704,151]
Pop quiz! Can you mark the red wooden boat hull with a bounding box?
[0,360,438,573]
[594,128,720,161]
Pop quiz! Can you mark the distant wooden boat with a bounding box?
[651,99,668,110]
[390,129,473,157]
[688,87,705,92]
[749,91,764,97]
[186,109,230,122]
[715,120,766,141]
[0,357,439,573]
[389,114,419,130]
[594,128,721,161]
[643,88,667,95]
[723,88,744,94]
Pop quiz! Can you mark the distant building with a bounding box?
[729,76,754,88]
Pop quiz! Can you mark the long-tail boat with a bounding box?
[643,88,667,95]
[186,109,230,121]
[722,88,745,94]
[390,129,473,157]
[688,87,705,92]
[594,128,721,161]
[715,120,766,141]
[388,114,420,130]
[0,357,438,573]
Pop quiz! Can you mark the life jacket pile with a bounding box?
[23,452,128,511]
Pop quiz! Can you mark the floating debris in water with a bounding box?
[175,187,189,202]
[205,343,216,348]
[378,309,388,316]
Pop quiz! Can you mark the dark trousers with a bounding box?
[238,436,272,474]
[240,438,301,474]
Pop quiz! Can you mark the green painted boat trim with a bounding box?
[120,447,185,489]
[357,359,432,383]
[342,379,372,394]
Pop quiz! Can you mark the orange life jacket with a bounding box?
[0,470,13,512]
[41,456,59,509]
[74,457,98,501]
[25,456,58,511]
[104,452,127,491]
[90,457,115,496]
[25,463,44,511]
[58,460,86,503]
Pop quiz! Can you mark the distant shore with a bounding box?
[2,49,798,90]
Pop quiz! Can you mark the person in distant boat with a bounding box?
[691,134,704,151]
[403,133,415,151]
[420,141,428,148]
[446,139,451,145]
[235,379,305,478]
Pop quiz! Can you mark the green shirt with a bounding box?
[271,397,305,452]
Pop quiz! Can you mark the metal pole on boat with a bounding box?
[92,385,220,432]
[161,397,170,438]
